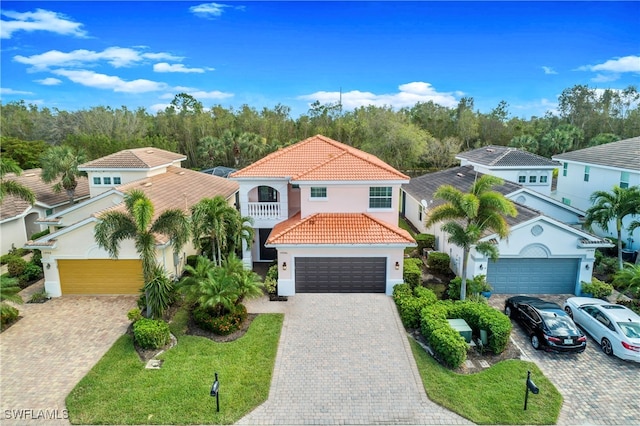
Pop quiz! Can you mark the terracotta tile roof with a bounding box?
[1,168,89,221]
[553,136,640,171]
[230,134,409,181]
[457,145,559,167]
[79,147,186,170]
[266,213,416,246]
[95,167,238,226]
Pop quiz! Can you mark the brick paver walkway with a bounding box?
[0,295,136,425]
[239,294,472,425]
[490,294,640,425]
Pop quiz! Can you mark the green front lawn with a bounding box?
[410,340,562,424]
[66,314,283,425]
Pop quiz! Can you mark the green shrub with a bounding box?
[267,263,279,281]
[30,229,50,240]
[581,278,614,299]
[403,258,422,288]
[193,304,246,335]
[426,252,450,274]
[448,275,492,300]
[186,255,198,268]
[7,257,27,278]
[30,250,43,268]
[28,290,49,303]
[392,284,438,329]
[127,308,143,323]
[264,276,277,295]
[392,283,413,303]
[132,318,170,349]
[594,255,617,279]
[0,254,19,265]
[19,262,43,287]
[415,234,436,252]
[1,304,19,329]
[414,285,438,303]
[452,301,512,354]
[420,303,467,368]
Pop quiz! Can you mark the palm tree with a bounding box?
[40,145,87,204]
[222,254,264,304]
[0,157,35,204]
[584,186,640,271]
[178,256,239,317]
[225,211,254,259]
[425,175,517,300]
[94,190,190,316]
[612,263,640,299]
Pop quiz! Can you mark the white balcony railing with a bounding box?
[247,202,283,220]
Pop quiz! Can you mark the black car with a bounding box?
[505,296,587,353]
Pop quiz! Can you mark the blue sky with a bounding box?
[1,1,639,119]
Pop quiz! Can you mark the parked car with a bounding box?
[563,297,640,363]
[505,296,587,353]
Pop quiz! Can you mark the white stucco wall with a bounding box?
[1,217,28,255]
[86,167,176,197]
[554,161,640,250]
[507,191,584,225]
[471,165,554,196]
[275,245,407,296]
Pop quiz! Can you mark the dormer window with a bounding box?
[93,177,101,185]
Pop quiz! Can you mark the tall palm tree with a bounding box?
[40,145,87,204]
[0,157,35,204]
[94,190,190,316]
[191,196,247,266]
[585,185,640,270]
[178,256,239,317]
[425,175,517,300]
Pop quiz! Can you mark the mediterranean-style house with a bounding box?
[455,145,559,196]
[230,134,416,296]
[402,166,611,295]
[552,136,640,253]
[1,168,89,255]
[26,147,238,297]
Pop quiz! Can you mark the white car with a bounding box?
[563,297,640,363]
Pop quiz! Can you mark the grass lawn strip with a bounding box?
[410,339,562,425]
[66,313,283,425]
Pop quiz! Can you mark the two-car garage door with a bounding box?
[487,258,578,294]
[58,259,143,295]
[295,257,386,293]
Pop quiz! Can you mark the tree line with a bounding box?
[1,84,638,172]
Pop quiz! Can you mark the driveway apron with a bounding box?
[240,294,472,425]
[0,295,136,425]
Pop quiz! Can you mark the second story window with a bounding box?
[529,176,537,183]
[620,172,629,189]
[113,177,122,185]
[103,177,112,185]
[93,177,101,185]
[562,163,568,177]
[584,166,590,182]
[369,187,392,209]
[310,187,327,199]
[540,175,548,183]
[258,186,278,202]
[518,176,526,183]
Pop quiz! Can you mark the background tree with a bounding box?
[425,175,517,300]
[584,186,640,270]
[0,137,49,169]
[94,190,190,317]
[40,145,88,204]
[0,157,35,204]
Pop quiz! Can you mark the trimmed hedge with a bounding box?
[415,233,436,252]
[133,318,170,349]
[450,301,512,354]
[393,284,437,329]
[426,252,451,274]
[421,302,467,368]
[581,278,613,299]
[403,258,423,288]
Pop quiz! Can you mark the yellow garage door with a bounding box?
[58,259,143,295]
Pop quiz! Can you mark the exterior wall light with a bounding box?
[585,264,590,270]
[479,264,484,270]
[46,263,51,269]
[395,261,400,270]
[282,262,287,271]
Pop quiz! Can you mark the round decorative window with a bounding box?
[531,225,544,236]
[516,195,526,204]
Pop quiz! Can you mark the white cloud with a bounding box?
[153,63,205,73]
[542,66,557,75]
[14,47,183,71]
[160,89,233,100]
[35,77,62,85]
[298,82,459,110]
[1,8,87,39]
[591,73,620,83]
[512,98,558,117]
[149,103,172,113]
[0,87,33,95]
[590,55,640,73]
[52,69,167,93]
[190,3,229,18]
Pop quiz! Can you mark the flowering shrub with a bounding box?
[193,304,247,335]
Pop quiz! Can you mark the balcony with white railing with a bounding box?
[247,202,285,220]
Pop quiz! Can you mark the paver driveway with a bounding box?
[490,294,640,425]
[239,293,472,425]
[0,295,136,425]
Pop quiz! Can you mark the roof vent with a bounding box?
[486,148,494,153]
[456,173,464,177]
[143,182,152,187]
[146,150,154,154]
[178,171,185,175]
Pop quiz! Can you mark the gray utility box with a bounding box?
[447,318,472,343]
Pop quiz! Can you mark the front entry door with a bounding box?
[259,228,277,261]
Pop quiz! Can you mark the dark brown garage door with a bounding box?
[295,257,386,293]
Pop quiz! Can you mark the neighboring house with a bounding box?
[456,145,559,196]
[230,134,415,296]
[26,147,238,297]
[402,166,611,295]
[553,136,640,252]
[0,168,89,255]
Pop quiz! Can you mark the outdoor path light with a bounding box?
[210,372,220,412]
